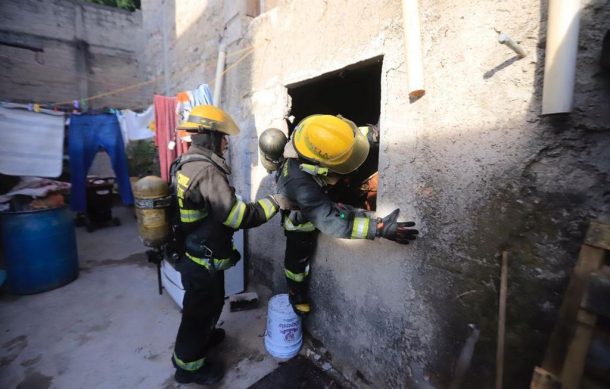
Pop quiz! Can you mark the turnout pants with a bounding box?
[173,257,225,370]
[284,230,318,307]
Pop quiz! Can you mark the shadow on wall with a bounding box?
[421,1,610,388]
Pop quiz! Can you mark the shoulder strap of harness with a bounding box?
[168,154,213,193]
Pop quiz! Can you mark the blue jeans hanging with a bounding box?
[68,114,134,212]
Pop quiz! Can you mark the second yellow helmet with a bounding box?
[176,105,240,136]
[292,114,369,174]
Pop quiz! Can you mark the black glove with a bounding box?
[376,209,419,244]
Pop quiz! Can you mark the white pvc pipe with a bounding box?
[401,0,425,98]
[213,44,226,106]
[541,0,581,115]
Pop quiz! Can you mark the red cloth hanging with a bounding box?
[153,95,188,181]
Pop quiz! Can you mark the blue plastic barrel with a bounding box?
[1,206,79,294]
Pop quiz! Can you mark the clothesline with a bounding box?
[48,45,255,107]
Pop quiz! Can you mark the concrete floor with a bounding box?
[0,206,284,388]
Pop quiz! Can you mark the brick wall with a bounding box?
[0,0,146,109]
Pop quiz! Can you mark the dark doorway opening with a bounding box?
[286,56,382,211]
[287,56,383,134]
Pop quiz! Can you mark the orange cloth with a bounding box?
[31,193,65,210]
[361,172,378,211]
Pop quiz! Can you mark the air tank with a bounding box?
[133,176,171,248]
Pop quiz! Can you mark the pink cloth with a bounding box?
[153,95,188,181]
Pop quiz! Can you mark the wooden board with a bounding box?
[585,220,610,251]
[533,221,610,388]
[581,273,610,318]
[560,310,597,389]
[541,244,605,374]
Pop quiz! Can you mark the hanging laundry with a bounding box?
[175,91,191,123]
[114,109,129,147]
[175,83,213,123]
[154,95,188,181]
[0,106,65,178]
[191,83,213,105]
[68,113,134,212]
[116,105,155,141]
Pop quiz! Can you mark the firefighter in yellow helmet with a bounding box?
[276,114,419,317]
[170,105,285,385]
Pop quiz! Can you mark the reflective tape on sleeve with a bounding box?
[223,199,247,229]
[257,197,277,220]
[351,217,370,239]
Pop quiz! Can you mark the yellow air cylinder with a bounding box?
[133,176,171,248]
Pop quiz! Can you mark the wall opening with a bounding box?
[287,56,382,211]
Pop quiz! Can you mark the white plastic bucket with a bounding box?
[264,294,302,359]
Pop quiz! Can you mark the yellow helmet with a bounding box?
[176,105,240,135]
[292,114,369,174]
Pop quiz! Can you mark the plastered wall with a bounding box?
[0,0,146,109]
[143,0,610,387]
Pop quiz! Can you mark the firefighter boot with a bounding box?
[207,328,226,348]
[170,330,225,372]
[174,361,225,385]
[288,291,311,318]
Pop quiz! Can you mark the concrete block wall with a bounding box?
[142,0,610,387]
[0,0,146,109]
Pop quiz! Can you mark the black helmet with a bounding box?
[258,128,288,172]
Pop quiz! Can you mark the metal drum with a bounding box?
[1,206,79,294]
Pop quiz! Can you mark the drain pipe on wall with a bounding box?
[401,0,425,98]
[213,43,227,106]
[541,0,582,115]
